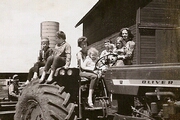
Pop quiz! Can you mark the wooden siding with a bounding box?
[130,25,137,64]
[156,29,179,63]
[139,29,156,64]
[140,0,179,27]
[88,33,119,54]
[79,0,180,65]
[83,0,139,45]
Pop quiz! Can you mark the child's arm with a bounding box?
[81,57,95,72]
[64,53,71,69]
[64,44,71,69]
[125,41,135,59]
[76,52,83,67]
[85,65,95,71]
[100,50,105,58]
[77,53,95,72]
[126,41,135,52]
[38,50,43,62]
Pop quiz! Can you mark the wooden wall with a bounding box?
[140,0,179,28]
[156,29,179,63]
[138,0,180,64]
[81,0,180,65]
[139,29,156,64]
[83,0,139,45]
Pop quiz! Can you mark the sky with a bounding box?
[0,0,98,72]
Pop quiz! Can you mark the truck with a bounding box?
[14,54,180,120]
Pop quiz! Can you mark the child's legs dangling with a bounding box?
[80,71,98,107]
[27,67,35,81]
[47,56,65,82]
[88,89,94,106]
[87,73,98,107]
[33,61,45,78]
[39,56,54,83]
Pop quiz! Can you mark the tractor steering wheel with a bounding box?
[95,53,118,70]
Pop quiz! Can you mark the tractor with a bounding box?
[14,54,180,120]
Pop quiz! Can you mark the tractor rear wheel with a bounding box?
[14,79,77,120]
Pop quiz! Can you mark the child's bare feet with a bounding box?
[33,72,38,79]
[39,72,46,84]
[46,76,53,84]
[87,97,94,108]
[24,80,30,85]
[46,70,54,84]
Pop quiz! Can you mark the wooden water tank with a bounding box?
[41,21,59,48]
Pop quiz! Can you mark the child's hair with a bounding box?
[104,39,112,44]
[108,44,114,50]
[115,37,123,48]
[41,37,49,43]
[88,47,99,57]
[78,36,88,47]
[56,31,66,40]
[116,37,123,42]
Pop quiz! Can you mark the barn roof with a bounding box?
[75,0,151,28]
[75,0,102,28]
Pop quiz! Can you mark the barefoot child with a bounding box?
[39,31,71,84]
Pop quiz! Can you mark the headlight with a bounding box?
[67,69,73,75]
[59,69,65,75]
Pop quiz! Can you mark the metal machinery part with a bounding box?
[15,54,180,120]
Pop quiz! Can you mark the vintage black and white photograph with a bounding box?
[0,0,180,120]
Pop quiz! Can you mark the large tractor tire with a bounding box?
[14,79,77,120]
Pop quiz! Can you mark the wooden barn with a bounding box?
[75,0,180,64]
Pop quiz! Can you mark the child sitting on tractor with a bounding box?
[80,47,99,108]
[76,36,88,68]
[114,37,126,66]
[100,39,115,58]
[25,38,53,85]
[39,31,71,84]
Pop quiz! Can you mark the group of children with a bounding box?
[100,37,135,66]
[24,31,71,85]
[76,35,135,107]
[24,28,135,108]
